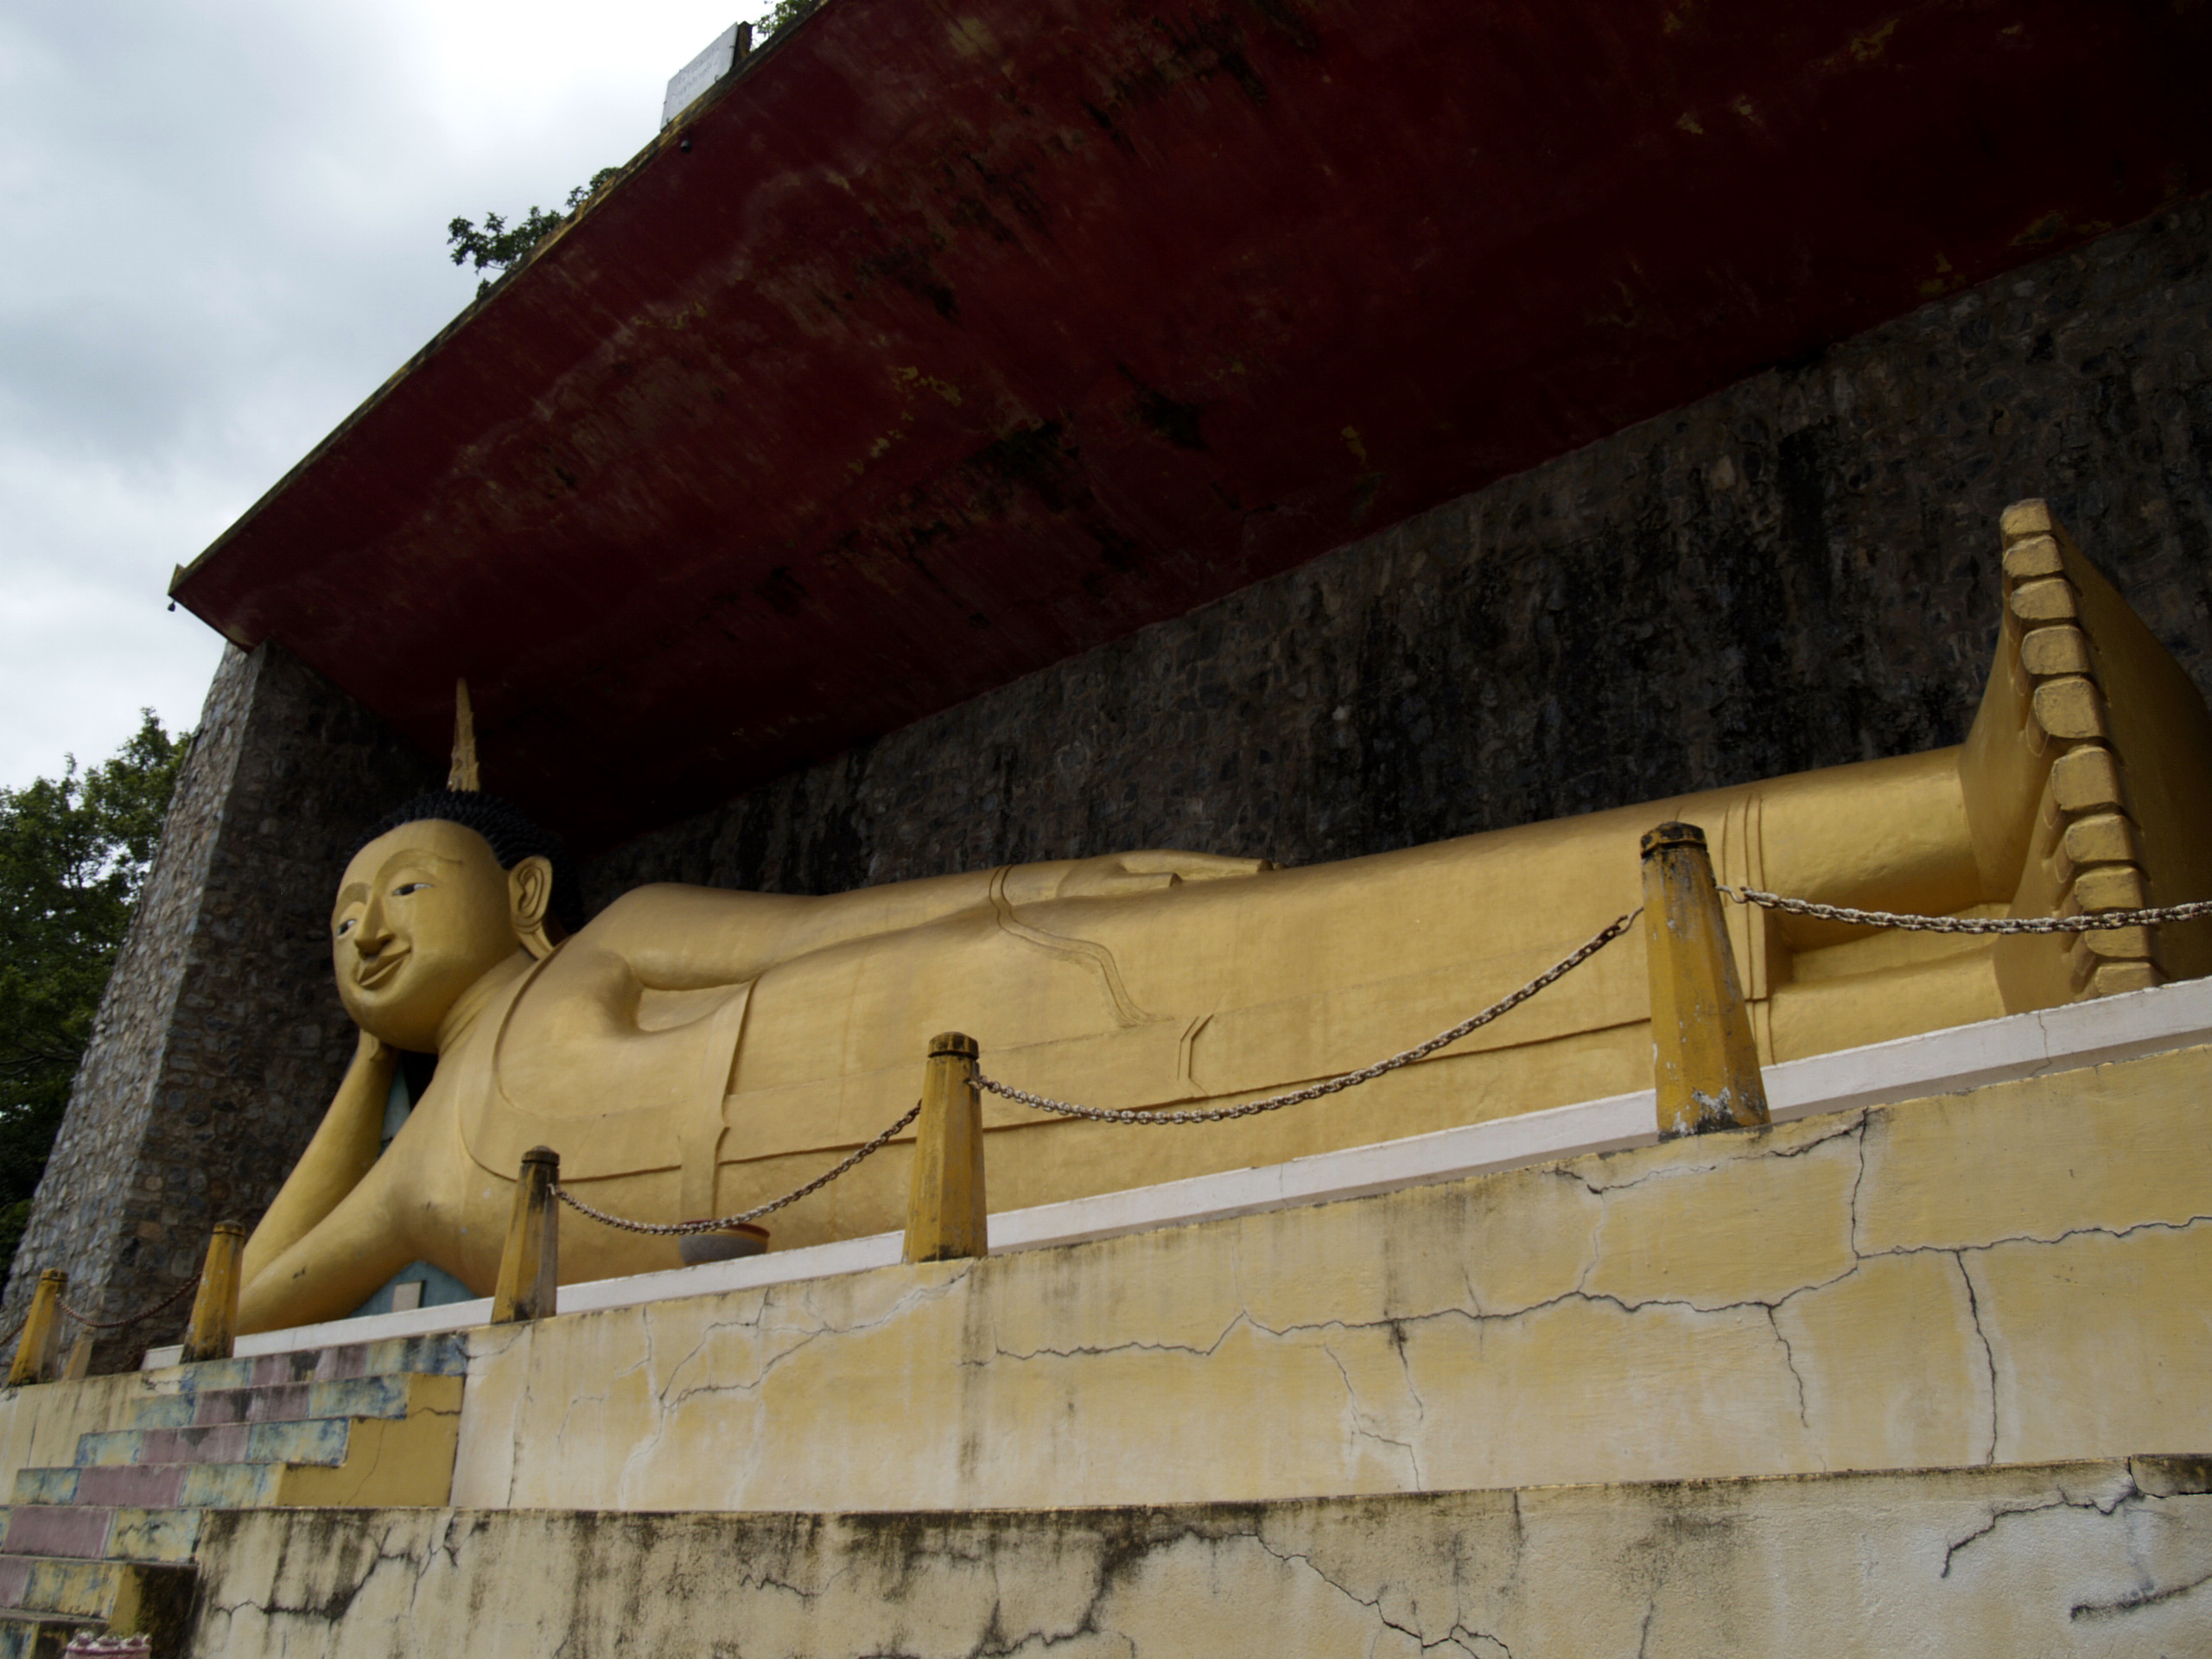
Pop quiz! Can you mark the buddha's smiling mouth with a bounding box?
[355,950,410,990]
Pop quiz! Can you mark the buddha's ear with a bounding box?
[508,856,561,961]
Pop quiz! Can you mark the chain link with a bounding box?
[1718,887,2212,935]
[974,911,1642,1125]
[555,1103,923,1236]
[57,1274,200,1332]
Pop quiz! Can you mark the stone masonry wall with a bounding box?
[2,646,434,1365]
[585,199,2212,902]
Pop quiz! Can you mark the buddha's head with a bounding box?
[332,791,580,1052]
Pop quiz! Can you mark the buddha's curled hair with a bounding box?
[353,791,584,930]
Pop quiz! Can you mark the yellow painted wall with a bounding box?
[449,1041,2212,1512]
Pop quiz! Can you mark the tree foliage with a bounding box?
[442,0,834,291]
[447,168,622,296]
[0,715,187,1271]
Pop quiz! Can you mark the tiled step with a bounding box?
[124,1371,438,1432]
[76,1415,352,1471]
[13,1463,283,1512]
[1,1510,200,1567]
[142,1333,467,1395]
[12,1373,462,1512]
[0,1555,192,1642]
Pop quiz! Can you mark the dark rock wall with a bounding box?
[584,200,2212,904]
[2,645,434,1364]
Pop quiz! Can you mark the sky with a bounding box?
[0,0,770,791]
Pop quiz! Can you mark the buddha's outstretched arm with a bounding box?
[591,851,1269,988]
[241,1030,393,1286]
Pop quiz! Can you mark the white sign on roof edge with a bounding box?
[662,22,751,128]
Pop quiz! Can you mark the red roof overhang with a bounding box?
[170,0,2212,849]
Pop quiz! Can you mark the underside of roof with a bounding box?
[170,0,2212,848]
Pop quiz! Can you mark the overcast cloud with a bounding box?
[0,0,761,789]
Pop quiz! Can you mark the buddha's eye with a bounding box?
[334,918,356,938]
[391,881,430,897]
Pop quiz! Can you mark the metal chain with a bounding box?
[974,910,1642,1125]
[1718,886,2212,935]
[555,1103,923,1236]
[58,1274,200,1332]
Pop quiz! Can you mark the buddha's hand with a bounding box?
[1054,849,1273,899]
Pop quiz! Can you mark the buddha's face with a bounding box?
[332,819,525,1052]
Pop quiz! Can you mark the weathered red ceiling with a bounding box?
[171,0,2212,849]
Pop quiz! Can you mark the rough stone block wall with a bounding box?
[1,645,434,1364]
[584,199,2212,903]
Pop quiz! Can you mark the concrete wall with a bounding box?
[183,1457,2212,1658]
[444,1040,2212,1514]
[585,199,2212,901]
[0,646,433,1364]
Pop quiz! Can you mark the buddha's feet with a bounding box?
[1963,499,2212,1004]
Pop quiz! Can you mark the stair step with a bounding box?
[0,1511,200,1568]
[0,1556,192,1634]
[13,1464,283,1511]
[125,1371,436,1431]
[142,1332,467,1392]
[75,1415,351,1471]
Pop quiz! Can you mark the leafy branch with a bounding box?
[447,167,621,296]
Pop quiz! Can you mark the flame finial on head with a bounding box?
[448,679,481,791]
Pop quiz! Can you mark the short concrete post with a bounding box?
[903,1033,988,1264]
[493,1147,561,1324]
[181,1222,247,1363]
[8,1269,66,1387]
[1641,822,1770,1138]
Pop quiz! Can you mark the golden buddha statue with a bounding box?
[239,502,2212,1332]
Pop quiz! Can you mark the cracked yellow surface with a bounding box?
[448,1040,2212,1512]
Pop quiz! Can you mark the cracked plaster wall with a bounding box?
[445,1041,2212,1516]
[184,1456,2212,1658]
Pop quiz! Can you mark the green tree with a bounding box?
[0,715,188,1270]
[448,168,622,296]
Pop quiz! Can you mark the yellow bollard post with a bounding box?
[181,1223,246,1364]
[61,1335,93,1382]
[1642,821,1770,1139]
[8,1269,66,1387]
[492,1147,561,1324]
[903,1033,988,1264]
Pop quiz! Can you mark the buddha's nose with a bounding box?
[358,906,394,955]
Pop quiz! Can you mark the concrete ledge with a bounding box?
[184,1455,2212,1658]
[173,974,2212,1367]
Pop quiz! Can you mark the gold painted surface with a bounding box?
[445,1041,2212,1513]
[904,1034,986,1263]
[1641,824,1767,1135]
[181,1222,245,1364]
[238,504,2212,1330]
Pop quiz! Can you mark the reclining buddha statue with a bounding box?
[239,501,2212,1332]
